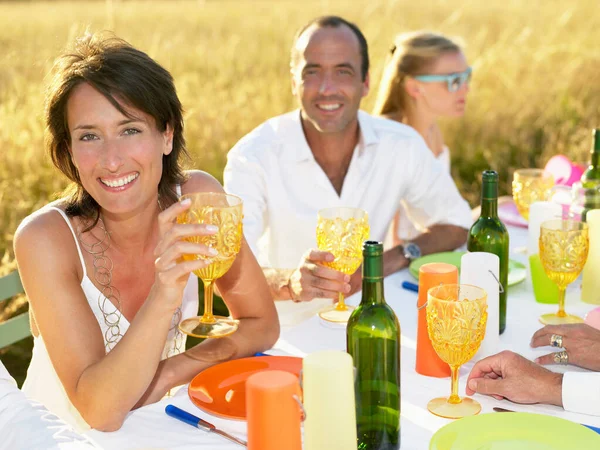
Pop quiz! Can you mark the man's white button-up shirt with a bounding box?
[224,109,472,269]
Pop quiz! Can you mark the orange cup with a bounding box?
[415,262,457,377]
[246,370,302,450]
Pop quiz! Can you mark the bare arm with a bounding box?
[15,203,216,431]
[137,237,280,406]
[15,170,278,431]
[135,172,279,404]
[264,223,467,301]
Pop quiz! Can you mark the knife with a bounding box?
[493,407,600,434]
[165,404,247,447]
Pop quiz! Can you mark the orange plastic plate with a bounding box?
[188,355,302,420]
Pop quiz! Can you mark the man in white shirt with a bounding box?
[0,360,98,449]
[466,324,600,417]
[224,16,472,308]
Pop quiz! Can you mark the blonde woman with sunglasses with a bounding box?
[373,32,471,243]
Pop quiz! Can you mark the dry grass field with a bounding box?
[1,0,600,382]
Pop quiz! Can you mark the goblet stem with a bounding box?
[200,279,216,324]
[556,287,567,318]
[334,292,348,312]
[448,365,462,404]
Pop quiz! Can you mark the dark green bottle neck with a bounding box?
[481,198,498,217]
[361,278,385,305]
[480,181,499,218]
[590,150,599,168]
[590,130,600,166]
[362,253,385,305]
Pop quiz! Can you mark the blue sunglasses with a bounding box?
[413,67,472,93]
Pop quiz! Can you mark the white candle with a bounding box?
[461,252,499,359]
[582,210,600,304]
[303,351,357,450]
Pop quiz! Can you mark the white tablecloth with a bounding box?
[86,225,600,449]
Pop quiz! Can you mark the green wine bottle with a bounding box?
[581,129,600,188]
[581,129,600,221]
[347,241,401,450]
[467,170,510,334]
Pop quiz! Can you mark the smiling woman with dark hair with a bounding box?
[15,33,278,432]
[45,34,188,225]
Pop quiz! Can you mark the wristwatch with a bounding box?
[402,242,422,262]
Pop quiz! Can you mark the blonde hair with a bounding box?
[372,31,462,119]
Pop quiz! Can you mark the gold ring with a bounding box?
[553,351,569,365]
[550,334,564,348]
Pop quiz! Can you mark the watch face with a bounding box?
[404,243,421,260]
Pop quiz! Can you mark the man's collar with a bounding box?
[356,110,379,156]
[283,110,314,162]
[284,109,380,162]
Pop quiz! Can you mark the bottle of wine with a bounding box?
[581,129,600,221]
[467,170,510,334]
[347,241,400,450]
[581,129,600,188]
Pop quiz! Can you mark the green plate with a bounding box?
[409,252,526,287]
[429,412,600,449]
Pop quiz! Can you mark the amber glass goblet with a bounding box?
[512,169,554,221]
[316,207,369,323]
[426,284,488,419]
[539,219,589,325]
[178,192,243,338]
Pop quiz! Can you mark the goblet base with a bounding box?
[539,313,583,325]
[427,396,481,419]
[318,304,354,323]
[179,316,239,338]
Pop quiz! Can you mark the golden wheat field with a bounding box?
[1,0,600,380]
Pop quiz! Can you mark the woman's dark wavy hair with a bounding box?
[46,32,188,228]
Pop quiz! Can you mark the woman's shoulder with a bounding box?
[181,170,225,196]
[14,201,83,287]
[14,201,75,251]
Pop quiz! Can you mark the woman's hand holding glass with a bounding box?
[153,198,218,312]
[176,192,243,338]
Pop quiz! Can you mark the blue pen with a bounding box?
[401,281,419,293]
[253,352,270,356]
[583,424,600,434]
[165,405,247,446]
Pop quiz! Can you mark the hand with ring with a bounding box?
[530,324,600,371]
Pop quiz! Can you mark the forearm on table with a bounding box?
[159,316,278,389]
[383,224,468,277]
[545,372,564,407]
[73,298,175,430]
[262,267,295,300]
